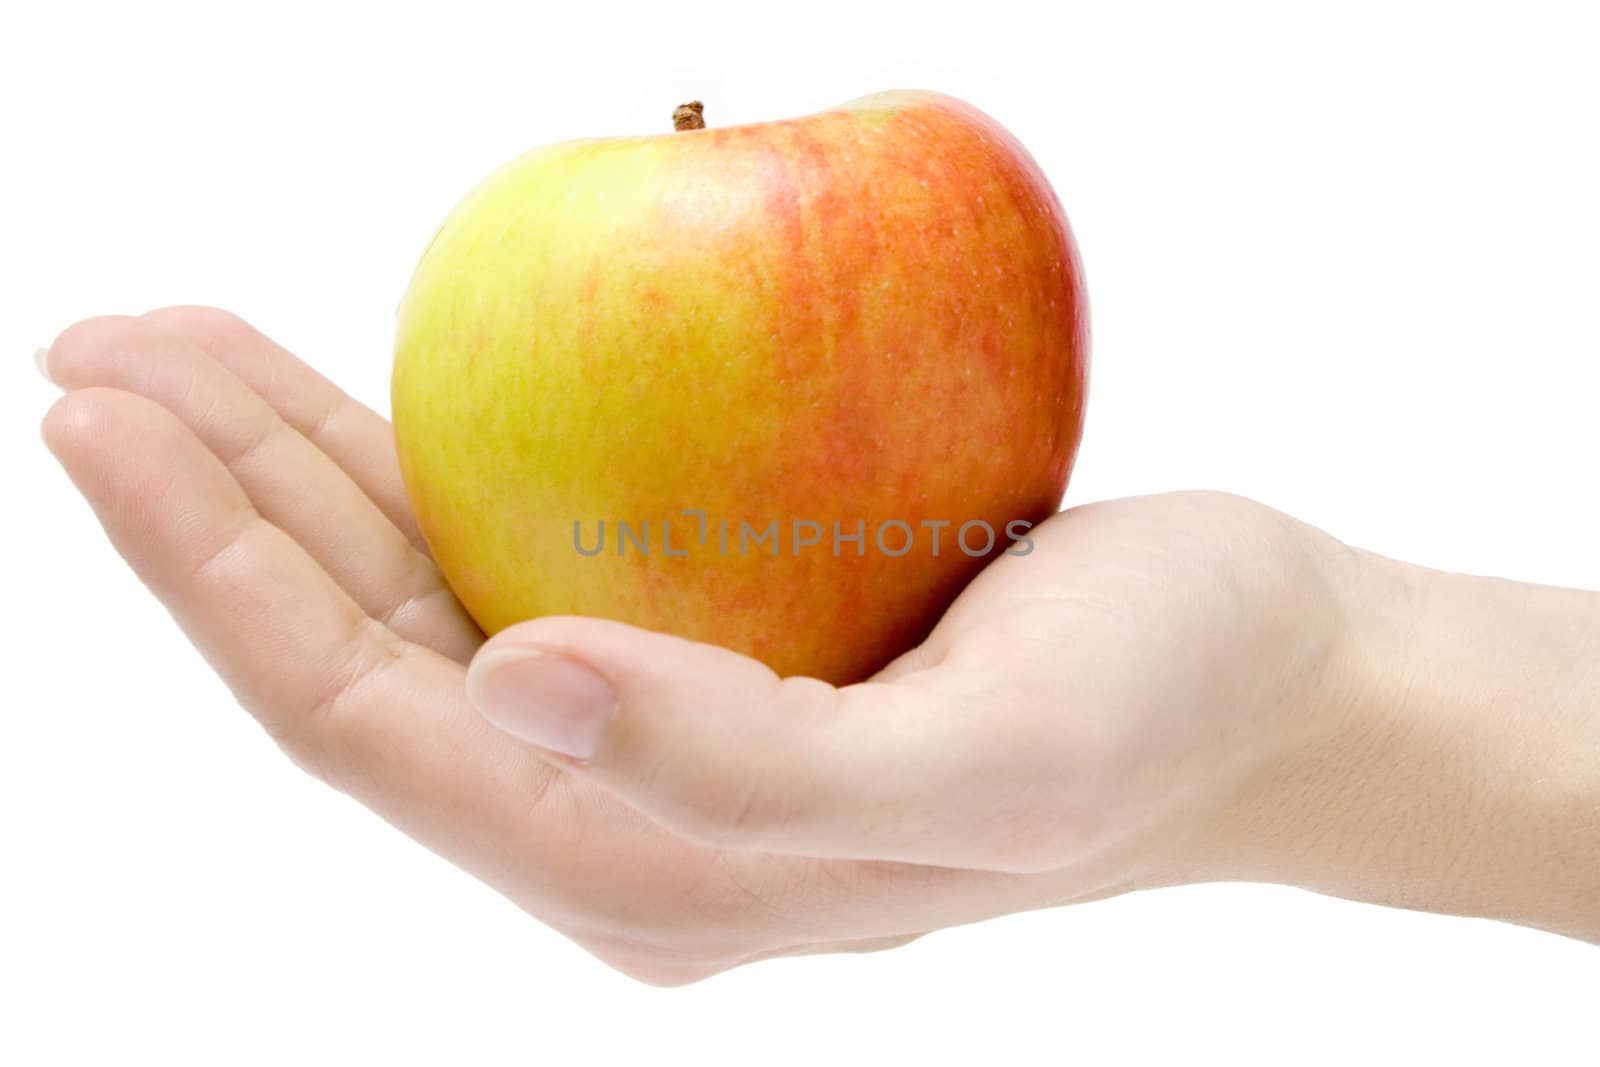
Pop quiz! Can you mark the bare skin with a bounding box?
[38,307,1600,985]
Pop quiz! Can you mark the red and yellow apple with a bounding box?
[392,91,1088,684]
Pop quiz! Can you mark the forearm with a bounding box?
[1208,550,1600,940]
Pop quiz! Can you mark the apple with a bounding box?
[392,91,1089,684]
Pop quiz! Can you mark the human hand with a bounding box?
[44,308,1592,985]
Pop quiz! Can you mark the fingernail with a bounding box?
[35,347,54,384]
[467,648,618,761]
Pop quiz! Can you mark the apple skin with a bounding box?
[392,90,1088,684]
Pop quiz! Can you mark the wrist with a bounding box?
[1210,546,1600,939]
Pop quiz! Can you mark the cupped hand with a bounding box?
[41,308,1370,985]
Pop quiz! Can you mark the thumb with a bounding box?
[464,616,1073,873]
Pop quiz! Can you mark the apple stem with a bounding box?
[672,101,706,132]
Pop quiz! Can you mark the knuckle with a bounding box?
[184,521,254,600]
[376,576,455,633]
[307,616,407,730]
[716,778,769,842]
[274,617,409,793]
[629,736,784,849]
[186,514,264,589]
[725,771,787,838]
[212,408,281,470]
[306,391,350,443]
[656,675,830,849]
[674,768,780,848]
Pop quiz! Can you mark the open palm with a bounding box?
[43,308,1350,984]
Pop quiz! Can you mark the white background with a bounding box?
[4,1,1597,1062]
